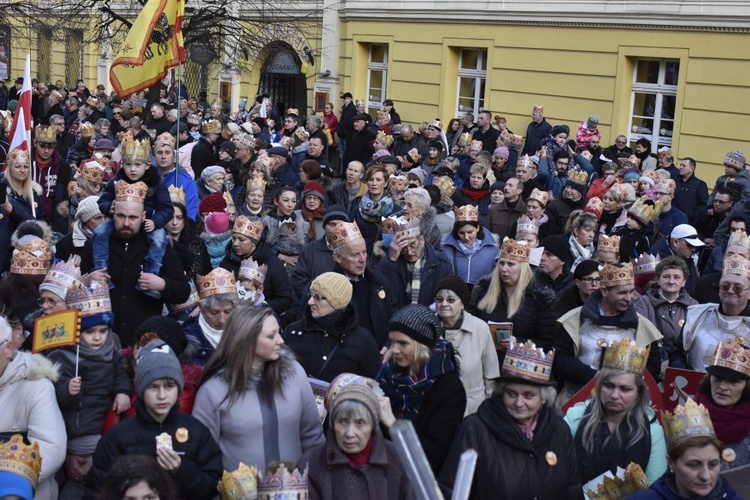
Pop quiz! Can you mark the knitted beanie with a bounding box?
[303,181,325,201]
[551,124,569,137]
[493,146,509,159]
[134,316,188,357]
[540,235,571,264]
[639,175,655,187]
[76,196,102,223]
[135,340,185,399]
[311,272,352,311]
[331,383,381,424]
[199,192,227,215]
[725,151,746,171]
[388,304,442,348]
[323,204,349,226]
[204,211,230,234]
[623,168,640,183]
[434,275,470,308]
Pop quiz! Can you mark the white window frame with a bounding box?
[456,48,487,117]
[628,58,679,151]
[366,44,388,113]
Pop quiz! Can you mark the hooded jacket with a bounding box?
[627,472,740,500]
[442,231,499,285]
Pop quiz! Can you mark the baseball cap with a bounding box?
[671,224,704,247]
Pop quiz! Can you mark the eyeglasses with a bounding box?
[37,297,61,307]
[37,143,55,149]
[556,161,570,166]
[714,199,731,205]
[578,277,601,283]
[435,296,460,304]
[616,140,627,145]
[720,282,750,294]
[113,111,121,115]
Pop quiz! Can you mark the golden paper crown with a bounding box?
[517,154,536,169]
[196,268,237,299]
[10,238,53,275]
[501,128,523,147]
[598,234,620,254]
[114,180,148,204]
[567,169,589,186]
[458,132,472,145]
[663,398,715,445]
[633,253,660,276]
[388,175,408,192]
[6,148,29,167]
[609,183,629,201]
[393,215,421,238]
[258,464,308,498]
[728,229,750,250]
[34,124,56,143]
[233,215,264,242]
[600,262,634,288]
[155,132,176,148]
[628,196,663,226]
[167,280,200,314]
[247,177,267,193]
[77,161,104,184]
[329,221,364,249]
[218,462,258,500]
[202,119,222,135]
[376,130,393,148]
[584,197,604,218]
[516,214,539,236]
[655,179,676,194]
[239,135,256,149]
[528,188,548,207]
[0,434,42,490]
[722,253,750,279]
[454,204,479,222]
[502,339,555,384]
[710,337,750,378]
[168,185,185,206]
[381,216,397,235]
[500,238,530,263]
[79,122,95,138]
[121,136,151,163]
[585,463,650,500]
[66,278,112,317]
[434,175,456,198]
[239,258,268,285]
[602,337,650,374]
[42,261,83,297]
[532,105,544,114]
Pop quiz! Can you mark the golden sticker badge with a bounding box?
[175,427,189,443]
[722,448,736,462]
[545,451,557,466]
[378,289,386,299]
[678,319,685,328]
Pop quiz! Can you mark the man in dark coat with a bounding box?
[190,120,221,179]
[390,124,427,160]
[521,105,552,156]
[343,113,378,167]
[472,111,500,153]
[672,156,709,227]
[267,146,300,187]
[337,92,357,175]
[545,176,588,234]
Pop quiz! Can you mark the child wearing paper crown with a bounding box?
[92,136,174,298]
[45,279,132,495]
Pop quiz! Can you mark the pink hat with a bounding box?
[204,211,230,234]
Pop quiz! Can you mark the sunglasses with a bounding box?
[720,282,750,294]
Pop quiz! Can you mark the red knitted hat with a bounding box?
[199,192,227,215]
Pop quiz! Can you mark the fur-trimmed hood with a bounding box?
[0,350,60,388]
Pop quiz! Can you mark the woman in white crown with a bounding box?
[563,338,667,484]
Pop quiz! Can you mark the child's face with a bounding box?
[123,159,149,181]
[554,133,567,146]
[81,325,109,350]
[626,216,641,230]
[639,181,650,193]
[142,378,178,421]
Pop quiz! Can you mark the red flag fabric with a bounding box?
[8,54,31,152]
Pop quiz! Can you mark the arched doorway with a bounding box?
[258,42,307,116]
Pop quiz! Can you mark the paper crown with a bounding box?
[458,132,473,145]
[728,229,750,250]
[722,253,750,279]
[663,398,716,445]
[429,118,442,131]
[187,113,201,125]
[10,238,53,275]
[7,148,29,167]
[0,434,42,490]
[329,221,364,249]
[121,136,151,162]
[34,124,56,143]
[202,119,222,135]
[632,253,659,277]
[527,188,548,207]
[567,169,589,186]
[434,175,456,197]
[609,183,629,200]
[79,122,95,138]
[86,95,99,107]
[239,135,256,149]
[167,279,200,314]
[501,129,523,148]
[500,238,530,263]
[239,258,268,285]
[502,339,555,385]
[388,175,408,192]
[516,215,539,236]
[232,215,264,242]
[155,132,176,148]
[114,180,148,204]
[41,261,83,298]
[600,262,634,288]
[392,215,421,238]
[77,161,105,184]
[168,185,185,206]
[655,179,676,194]
[584,463,650,500]
[247,177,267,192]
[258,464,308,498]
[517,154,536,169]
[584,197,604,219]
[657,146,672,159]
[218,463,258,500]
[710,337,750,378]
[532,105,544,113]
[602,337,650,374]
[628,196,663,226]
[454,204,479,222]
[66,278,112,318]
[196,268,237,299]
[376,130,393,148]
[598,234,620,254]
[381,216,397,235]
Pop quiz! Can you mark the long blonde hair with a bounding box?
[477,260,533,317]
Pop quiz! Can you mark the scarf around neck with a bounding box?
[199,313,223,348]
[461,186,489,201]
[694,391,750,443]
[359,192,394,221]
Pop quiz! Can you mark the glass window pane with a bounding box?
[370,45,386,64]
[665,61,679,85]
[458,77,476,100]
[632,93,656,118]
[631,117,653,136]
[635,60,660,84]
[480,49,488,71]
[457,98,475,113]
[661,95,676,120]
[659,120,674,140]
[460,49,479,70]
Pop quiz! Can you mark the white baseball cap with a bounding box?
[671,224,704,247]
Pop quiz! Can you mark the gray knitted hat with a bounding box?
[388,304,442,348]
[135,340,184,399]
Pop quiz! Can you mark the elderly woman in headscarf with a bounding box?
[197,165,226,200]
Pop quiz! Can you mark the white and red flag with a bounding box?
[8,54,31,152]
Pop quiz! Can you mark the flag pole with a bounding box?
[174,63,182,188]
[27,126,34,219]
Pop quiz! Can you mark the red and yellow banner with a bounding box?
[32,309,80,353]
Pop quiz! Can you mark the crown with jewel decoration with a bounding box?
[6,148,29,167]
[41,261,84,299]
[376,130,393,148]
[79,122,95,138]
[528,188,548,207]
[567,169,589,186]
[500,238,530,263]
[722,253,750,279]
[602,337,650,374]
[517,154,536,169]
[77,160,105,184]
[66,277,112,318]
[388,175,408,193]
[258,464,308,499]
[584,463,650,500]
[232,215,264,242]
[600,262,634,288]
[218,462,258,500]
[10,237,52,275]
[458,132,473,145]
[167,280,200,314]
[121,136,151,162]
[633,253,660,276]
[0,434,42,490]
[155,132,176,148]
[187,113,201,126]
[598,234,620,254]
[239,258,268,285]
[454,204,479,222]
[609,183,629,201]
[392,215,421,238]
[202,119,222,135]
[502,339,555,385]
[114,180,148,204]
[168,186,185,206]
[381,216,397,235]
[247,177,267,193]
[628,196,663,226]
[434,175,456,198]
[516,215,539,236]
[584,196,604,220]
[533,105,544,114]
[34,124,56,144]
[655,178,676,195]
[196,268,237,299]
[728,229,750,250]
[239,135,256,149]
[501,129,523,149]
[663,398,715,446]
[329,221,364,249]
[710,337,750,378]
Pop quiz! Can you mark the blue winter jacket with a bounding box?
[442,231,499,285]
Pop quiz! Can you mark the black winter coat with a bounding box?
[190,137,218,179]
[335,264,391,348]
[439,395,582,499]
[521,119,552,156]
[344,125,377,167]
[289,237,335,302]
[379,243,454,311]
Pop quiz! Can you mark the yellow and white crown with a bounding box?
[628,196,663,226]
[0,434,42,490]
[258,464,308,498]
[602,337,650,374]
[454,204,479,223]
[218,463,258,500]
[633,253,660,276]
[728,229,750,250]
[233,215,264,242]
[66,278,112,317]
[6,148,29,167]
[381,216,397,235]
[168,186,185,206]
[329,222,364,250]
[239,258,268,285]
[42,260,83,297]
[516,215,539,236]
[79,122,95,138]
[585,463,650,500]
[533,105,544,114]
[121,136,151,163]
[78,161,105,184]
[115,180,148,204]
[10,238,53,275]
[247,177,267,193]
[196,268,237,299]
[155,132,176,148]
[528,188,548,207]
[711,337,750,378]
[517,154,536,169]
[393,215,421,238]
[502,339,555,384]
[500,238,530,263]
[34,124,56,143]
[722,254,750,279]
[598,234,620,254]
[600,262,634,288]
[663,398,715,446]
[458,132,473,145]
[376,130,393,148]
[434,176,456,198]
[202,119,222,135]
[567,169,589,186]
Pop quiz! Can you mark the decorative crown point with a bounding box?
[239,258,268,285]
[663,398,715,445]
[710,337,750,378]
[567,169,589,186]
[598,234,621,254]
[602,337,650,374]
[218,462,258,500]
[329,221,364,250]
[633,253,660,276]
[728,229,750,250]
[258,463,308,498]
[196,268,237,299]
[502,339,555,384]
[459,132,473,145]
[155,132,176,148]
[232,215,264,242]
[388,174,408,192]
[11,238,53,275]
[376,130,393,148]
[7,149,30,166]
[528,188,549,207]
[627,196,663,226]
[500,238,530,263]
[168,185,186,206]
[516,214,540,236]
[114,180,148,204]
[77,161,105,185]
[454,204,479,222]
[0,434,42,489]
[517,154,536,169]
[66,275,112,317]
[121,136,151,163]
[79,122,95,138]
[34,124,56,143]
[722,253,750,279]
[247,177,267,193]
[434,176,456,198]
[600,262,634,288]
[585,463,649,500]
[202,119,222,135]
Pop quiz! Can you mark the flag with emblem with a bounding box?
[109,0,185,97]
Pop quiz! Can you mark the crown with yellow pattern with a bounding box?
[728,229,750,250]
[10,237,52,275]
[434,175,456,198]
[79,122,95,138]
[500,238,530,263]
[388,175,408,193]
[663,398,715,446]
[516,154,536,169]
[598,234,620,254]
[202,119,222,135]
[584,463,650,500]
[155,132,176,148]
[609,183,629,201]
[196,268,237,299]
[239,258,268,285]
[454,204,479,222]
[516,214,539,236]
[40,260,83,300]
[632,253,659,277]
[167,279,200,314]
[655,178,676,195]
[709,337,750,378]
[376,130,393,148]
[34,124,56,144]
[0,434,42,490]
[393,215,421,238]
[246,177,267,193]
[329,221,364,250]
[114,180,148,204]
[168,185,185,206]
[722,254,750,279]
[600,262,634,288]
[627,196,663,226]
[501,339,555,385]
[232,215,264,242]
[501,129,523,149]
[567,169,589,186]
[121,136,151,163]
[218,463,258,500]
[6,148,30,167]
[258,464,308,498]
[458,132,473,146]
[66,277,112,319]
[77,160,105,184]
[602,337,650,374]
[528,188,548,207]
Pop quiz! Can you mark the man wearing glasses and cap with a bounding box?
[649,223,704,297]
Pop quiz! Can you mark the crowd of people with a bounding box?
[0,79,748,500]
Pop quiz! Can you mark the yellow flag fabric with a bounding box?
[32,310,81,353]
[110,0,185,97]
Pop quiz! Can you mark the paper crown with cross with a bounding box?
[155,132,176,148]
[79,122,95,138]
[633,253,660,276]
[232,215,264,242]
[167,280,200,314]
[329,221,364,250]
[728,229,750,250]
[500,238,530,263]
[602,337,650,374]
[121,136,151,163]
[239,258,268,285]
[584,463,650,500]
[627,196,663,226]
[0,434,42,491]
[722,254,750,279]
[527,188,549,207]
[663,398,716,446]
[516,215,539,236]
[709,337,750,378]
[114,180,148,204]
[77,160,105,184]
[258,464,308,499]
[6,148,29,167]
[218,463,258,500]
[454,204,479,222]
[168,185,185,206]
[196,268,237,299]
[501,339,555,385]
[10,237,53,276]
[600,262,634,288]
[202,119,222,135]
[34,124,56,143]
[598,234,620,254]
